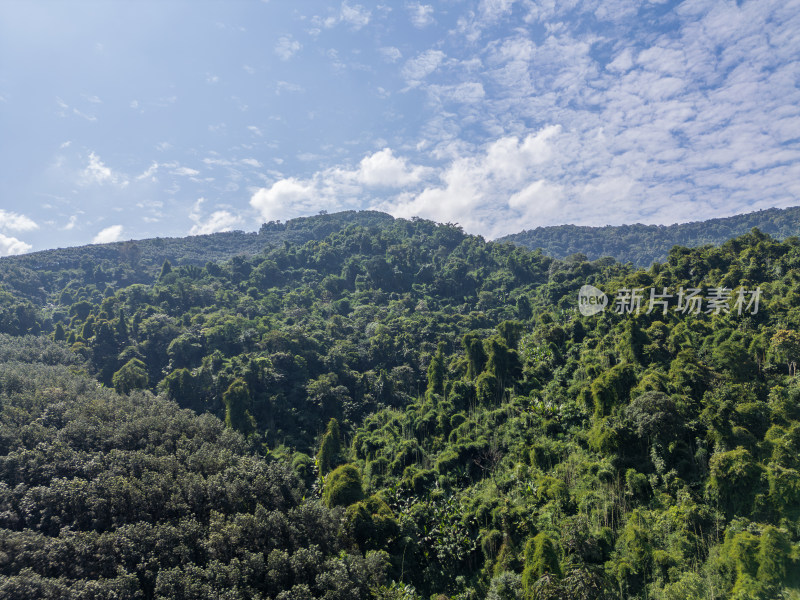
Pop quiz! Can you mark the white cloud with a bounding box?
[247,126,565,236]
[381,126,562,236]
[250,178,321,221]
[409,3,434,27]
[137,162,159,181]
[93,225,123,244]
[607,48,635,72]
[402,50,446,85]
[480,0,516,21]
[63,215,78,230]
[37,0,798,244]
[189,204,244,235]
[172,166,200,177]
[72,108,97,122]
[313,1,371,30]
[340,2,371,29]
[0,234,32,256]
[380,46,402,63]
[429,82,486,104]
[353,149,429,186]
[275,35,301,61]
[507,180,564,222]
[249,148,431,223]
[276,81,304,94]
[0,210,38,232]
[82,152,128,186]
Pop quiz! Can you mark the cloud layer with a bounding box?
[247,0,800,238]
[3,0,799,252]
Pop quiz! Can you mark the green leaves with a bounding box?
[323,464,365,508]
[111,357,148,394]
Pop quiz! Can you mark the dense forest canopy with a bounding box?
[0,210,395,303]
[1,211,799,599]
[499,205,800,267]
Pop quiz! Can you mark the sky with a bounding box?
[1,0,799,255]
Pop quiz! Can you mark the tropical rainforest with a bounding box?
[499,205,800,267]
[0,210,799,599]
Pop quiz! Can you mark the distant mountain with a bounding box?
[0,210,394,302]
[497,206,800,267]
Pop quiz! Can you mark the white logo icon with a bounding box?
[578,285,608,316]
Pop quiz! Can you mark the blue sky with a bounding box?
[1,0,799,255]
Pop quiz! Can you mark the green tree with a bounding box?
[159,259,173,279]
[222,378,256,436]
[112,358,149,394]
[463,333,487,380]
[427,342,446,399]
[497,320,523,349]
[522,532,561,593]
[708,447,764,517]
[53,322,66,342]
[771,329,800,375]
[323,464,365,507]
[317,417,343,475]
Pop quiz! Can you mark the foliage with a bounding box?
[500,205,800,266]
[1,212,800,598]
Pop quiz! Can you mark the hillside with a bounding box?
[498,206,800,267]
[0,216,799,599]
[0,210,394,303]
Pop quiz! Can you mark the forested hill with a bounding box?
[1,215,800,599]
[0,210,394,302]
[498,205,800,267]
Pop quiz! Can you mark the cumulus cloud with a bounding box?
[402,50,446,86]
[480,0,516,21]
[352,149,429,187]
[249,147,434,222]
[409,3,434,27]
[43,0,800,243]
[380,125,562,236]
[189,210,242,235]
[0,234,32,256]
[381,0,800,235]
[0,210,38,232]
[340,2,371,29]
[250,178,322,221]
[314,2,370,31]
[249,128,567,237]
[189,200,244,235]
[275,35,301,61]
[82,152,128,186]
[93,225,123,244]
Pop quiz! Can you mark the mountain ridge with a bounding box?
[497,205,800,266]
